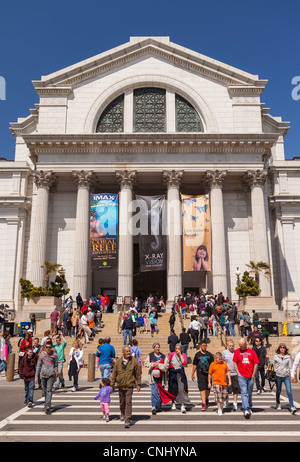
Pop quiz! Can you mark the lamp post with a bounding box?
[235,267,241,305]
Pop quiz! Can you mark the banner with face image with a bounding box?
[182,194,211,272]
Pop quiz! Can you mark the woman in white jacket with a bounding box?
[271,343,297,414]
[68,340,84,391]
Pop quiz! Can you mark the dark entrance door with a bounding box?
[133,244,166,302]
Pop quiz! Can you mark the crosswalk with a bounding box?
[0,385,299,440]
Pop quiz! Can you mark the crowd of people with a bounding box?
[1,289,300,428]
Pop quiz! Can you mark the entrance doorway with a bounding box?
[133,243,167,302]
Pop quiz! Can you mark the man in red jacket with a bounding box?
[19,347,38,407]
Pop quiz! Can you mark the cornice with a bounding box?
[31,39,266,90]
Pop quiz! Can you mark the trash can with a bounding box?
[19,321,31,337]
[287,322,300,336]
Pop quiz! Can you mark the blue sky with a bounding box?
[1,0,299,161]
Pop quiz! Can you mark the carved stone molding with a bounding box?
[116,170,137,190]
[33,170,57,190]
[243,170,267,189]
[72,170,97,189]
[162,170,184,189]
[205,170,227,189]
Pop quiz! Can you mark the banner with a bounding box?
[90,193,118,270]
[135,195,167,272]
[182,194,211,272]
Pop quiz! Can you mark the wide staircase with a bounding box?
[9,311,300,380]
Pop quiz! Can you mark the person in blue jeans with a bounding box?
[271,343,297,414]
[233,338,259,419]
[122,313,134,346]
[96,336,116,379]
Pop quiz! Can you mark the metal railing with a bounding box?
[216,320,227,349]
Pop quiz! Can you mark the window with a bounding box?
[133,88,166,132]
[175,94,203,132]
[96,94,124,133]
[96,88,203,133]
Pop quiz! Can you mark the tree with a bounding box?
[245,261,271,287]
[20,265,69,300]
[235,271,261,298]
[41,260,62,291]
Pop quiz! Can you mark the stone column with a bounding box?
[72,170,97,301]
[31,171,56,287]
[163,170,184,303]
[116,170,137,299]
[243,170,271,296]
[205,170,228,296]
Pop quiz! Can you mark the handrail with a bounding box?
[216,320,227,350]
[117,302,125,334]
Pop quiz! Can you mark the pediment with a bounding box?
[32,36,267,92]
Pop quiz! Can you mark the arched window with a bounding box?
[96,94,124,132]
[133,88,166,132]
[175,94,203,132]
[95,88,203,133]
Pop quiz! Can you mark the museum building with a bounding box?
[1,36,299,320]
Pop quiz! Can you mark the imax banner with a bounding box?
[90,193,118,270]
[134,195,167,272]
[182,194,211,272]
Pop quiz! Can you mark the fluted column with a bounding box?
[31,171,57,287]
[72,170,97,301]
[244,170,271,296]
[116,170,137,299]
[205,170,227,295]
[163,170,184,303]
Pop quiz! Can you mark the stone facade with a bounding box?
[0,36,299,319]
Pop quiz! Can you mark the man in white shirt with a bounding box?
[189,318,200,349]
[81,310,91,344]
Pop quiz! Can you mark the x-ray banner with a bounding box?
[90,193,118,270]
[182,194,211,272]
[135,195,167,272]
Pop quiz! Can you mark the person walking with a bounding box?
[53,334,67,390]
[68,339,84,392]
[130,339,143,376]
[179,328,191,356]
[35,339,58,414]
[94,378,113,422]
[252,337,269,394]
[144,342,174,415]
[168,344,190,413]
[80,309,92,344]
[50,307,60,336]
[271,343,297,414]
[19,346,38,407]
[199,312,209,344]
[191,340,214,411]
[233,338,259,419]
[110,345,141,429]
[168,329,179,353]
[169,312,176,332]
[96,336,116,379]
[222,340,240,411]
[189,317,200,350]
[122,313,134,346]
[208,352,231,415]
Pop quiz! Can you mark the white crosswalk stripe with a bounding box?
[0,386,299,440]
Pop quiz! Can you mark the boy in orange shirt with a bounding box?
[208,352,231,415]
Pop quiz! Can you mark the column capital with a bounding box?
[33,170,57,190]
[162,170,183,190]
[72,170,97,189]
[205,170,227,189]
[116,170,137,190]
[243,170,267,189]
